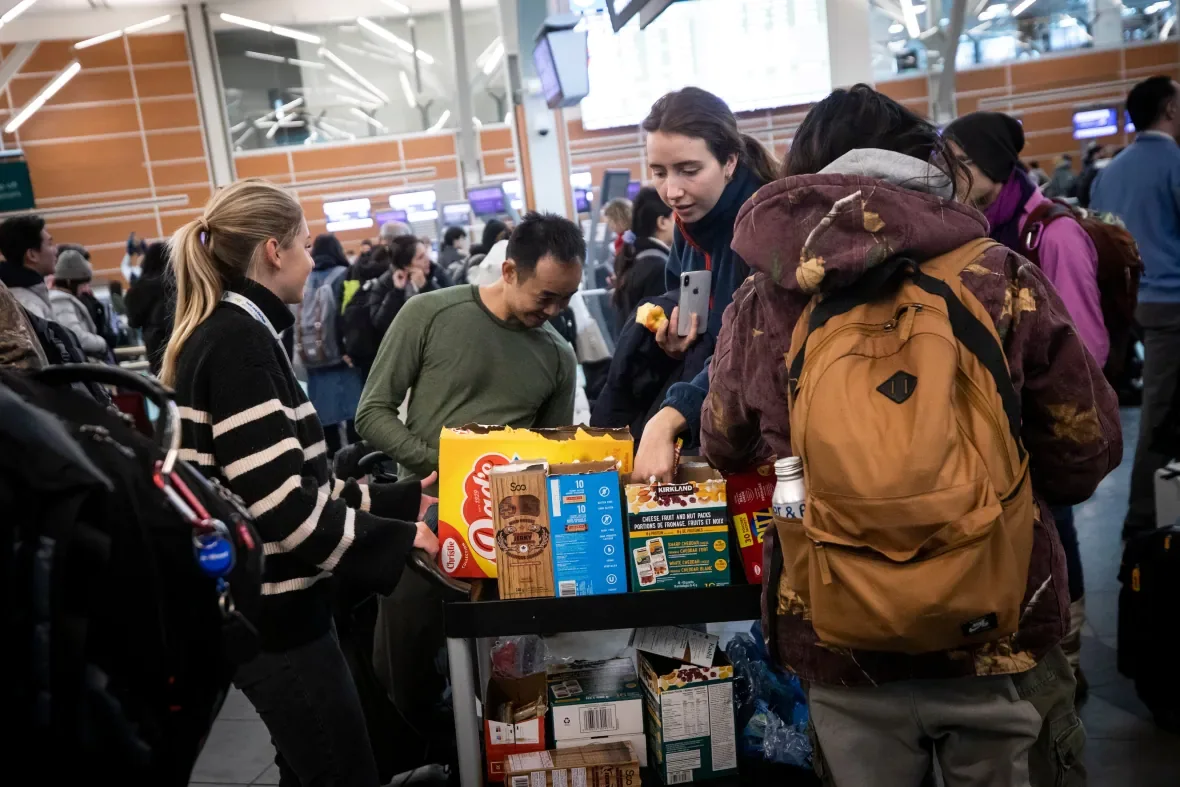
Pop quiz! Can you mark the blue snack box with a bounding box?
[548,461,627,597]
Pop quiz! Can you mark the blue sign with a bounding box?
[1073,108,1119,140]
[0,161,35,211]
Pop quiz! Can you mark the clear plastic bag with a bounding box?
[490,635,551,679]
[729,622,812,769]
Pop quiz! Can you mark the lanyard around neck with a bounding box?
[221,290,280,341]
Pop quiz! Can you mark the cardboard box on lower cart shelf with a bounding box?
[638,650,738,784]
[625,464,731,591]
[503,741,641,787]
[547,658,647,766]
[485,672,549,782]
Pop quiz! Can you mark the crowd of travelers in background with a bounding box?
[6,71,1180,787]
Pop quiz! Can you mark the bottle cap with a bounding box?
[774,456,802,478]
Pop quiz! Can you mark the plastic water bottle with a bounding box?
[772,457,806,519]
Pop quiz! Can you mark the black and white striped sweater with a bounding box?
[175,279,420,651]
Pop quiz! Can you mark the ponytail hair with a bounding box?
[160,179,303,386]
[613,186,673,309]
[642,87,778,186]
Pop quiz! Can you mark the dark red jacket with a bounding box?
[701,155,1121,686]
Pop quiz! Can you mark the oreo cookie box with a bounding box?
[624,464,730,591]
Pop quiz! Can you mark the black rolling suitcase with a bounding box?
[1117,525,1180,733]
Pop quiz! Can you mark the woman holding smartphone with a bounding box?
[161,179,438,787]
[633,86,777,479]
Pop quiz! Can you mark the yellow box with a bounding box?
[437,425,633,579]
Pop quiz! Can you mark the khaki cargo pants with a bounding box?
[807,647,1085,787]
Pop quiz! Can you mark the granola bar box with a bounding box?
[624,464,730,591]
[725,463,776,583]
[438,425,633,579]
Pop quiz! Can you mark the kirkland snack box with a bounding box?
[548,461,626,597]
[725,464,776,583]
[491,461,556,600]
[547,658,647,766]
[503,741,640,787]
[437,425,633,579]
[624,464,730,591]
[638,650,738,784]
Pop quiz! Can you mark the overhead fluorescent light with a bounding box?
[1164,16,1176,38]
[379,0,410,12]
[219,13,269,32]
[233,126,256,147]
[319,47,391,103]
[341,42,402,65]
[317,119,355,140]
[918,26,940,39]
[399,71,416,108]
[480,40,504,75]
[0,0,39,29]
[337,94,381,110]
[472,116,483,128]
[6,60,80,133]
[1011,0,1037,15]
[415,49,434,65]
[428,110,451,132]
[75,30,123,49]
[288,57,325,69]
[220,13,322,44]
[245,50,286,63]
[277,96,304,114]
[357,17,414,53]
[124,14,172,34]
[230,119,249,133]
[889,22,905,34]
[328,73,384,105]
[350,106,389,132]
[1146,0,1170,12]
[900,0,922,38]
[75,13,172,49]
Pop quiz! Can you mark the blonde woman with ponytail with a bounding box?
[167,179,437,787]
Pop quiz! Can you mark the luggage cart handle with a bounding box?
[408,548,471,599]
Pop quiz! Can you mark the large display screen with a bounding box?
[1073,108,1119,140]
[467,185,507,218]
[324,198,373,232]
[441,202,471,227]
[374,209,408,226]
[581,0,831,131]
[389,189,438,222]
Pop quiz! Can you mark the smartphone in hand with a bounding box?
[677,270,710,337]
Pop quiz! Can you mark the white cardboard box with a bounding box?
[547,659,648,766]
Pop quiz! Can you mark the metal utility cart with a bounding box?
[443,584,763,787]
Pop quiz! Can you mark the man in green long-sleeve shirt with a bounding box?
[356,212,584,493]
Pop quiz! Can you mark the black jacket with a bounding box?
[590,290,714,447]
[613,238,670,334]
[125,274,173,376]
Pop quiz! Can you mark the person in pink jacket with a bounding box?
[946,110,1103,700]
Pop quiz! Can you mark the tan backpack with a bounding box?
[776,238,1034,654]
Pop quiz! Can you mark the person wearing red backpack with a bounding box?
[702,84,1120,786]
[944,111,1105,700]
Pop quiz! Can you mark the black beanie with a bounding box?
[944,111,1025,184]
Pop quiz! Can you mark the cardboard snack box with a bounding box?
[491,461,556,600]
[725,464,776,583]
[485,672,549,782]
[549,461,627,597]
[547,659,647,766]
[638,650,738,784]
[625,464,730,591]
[503,741,640,787]
[437,425,633,579]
